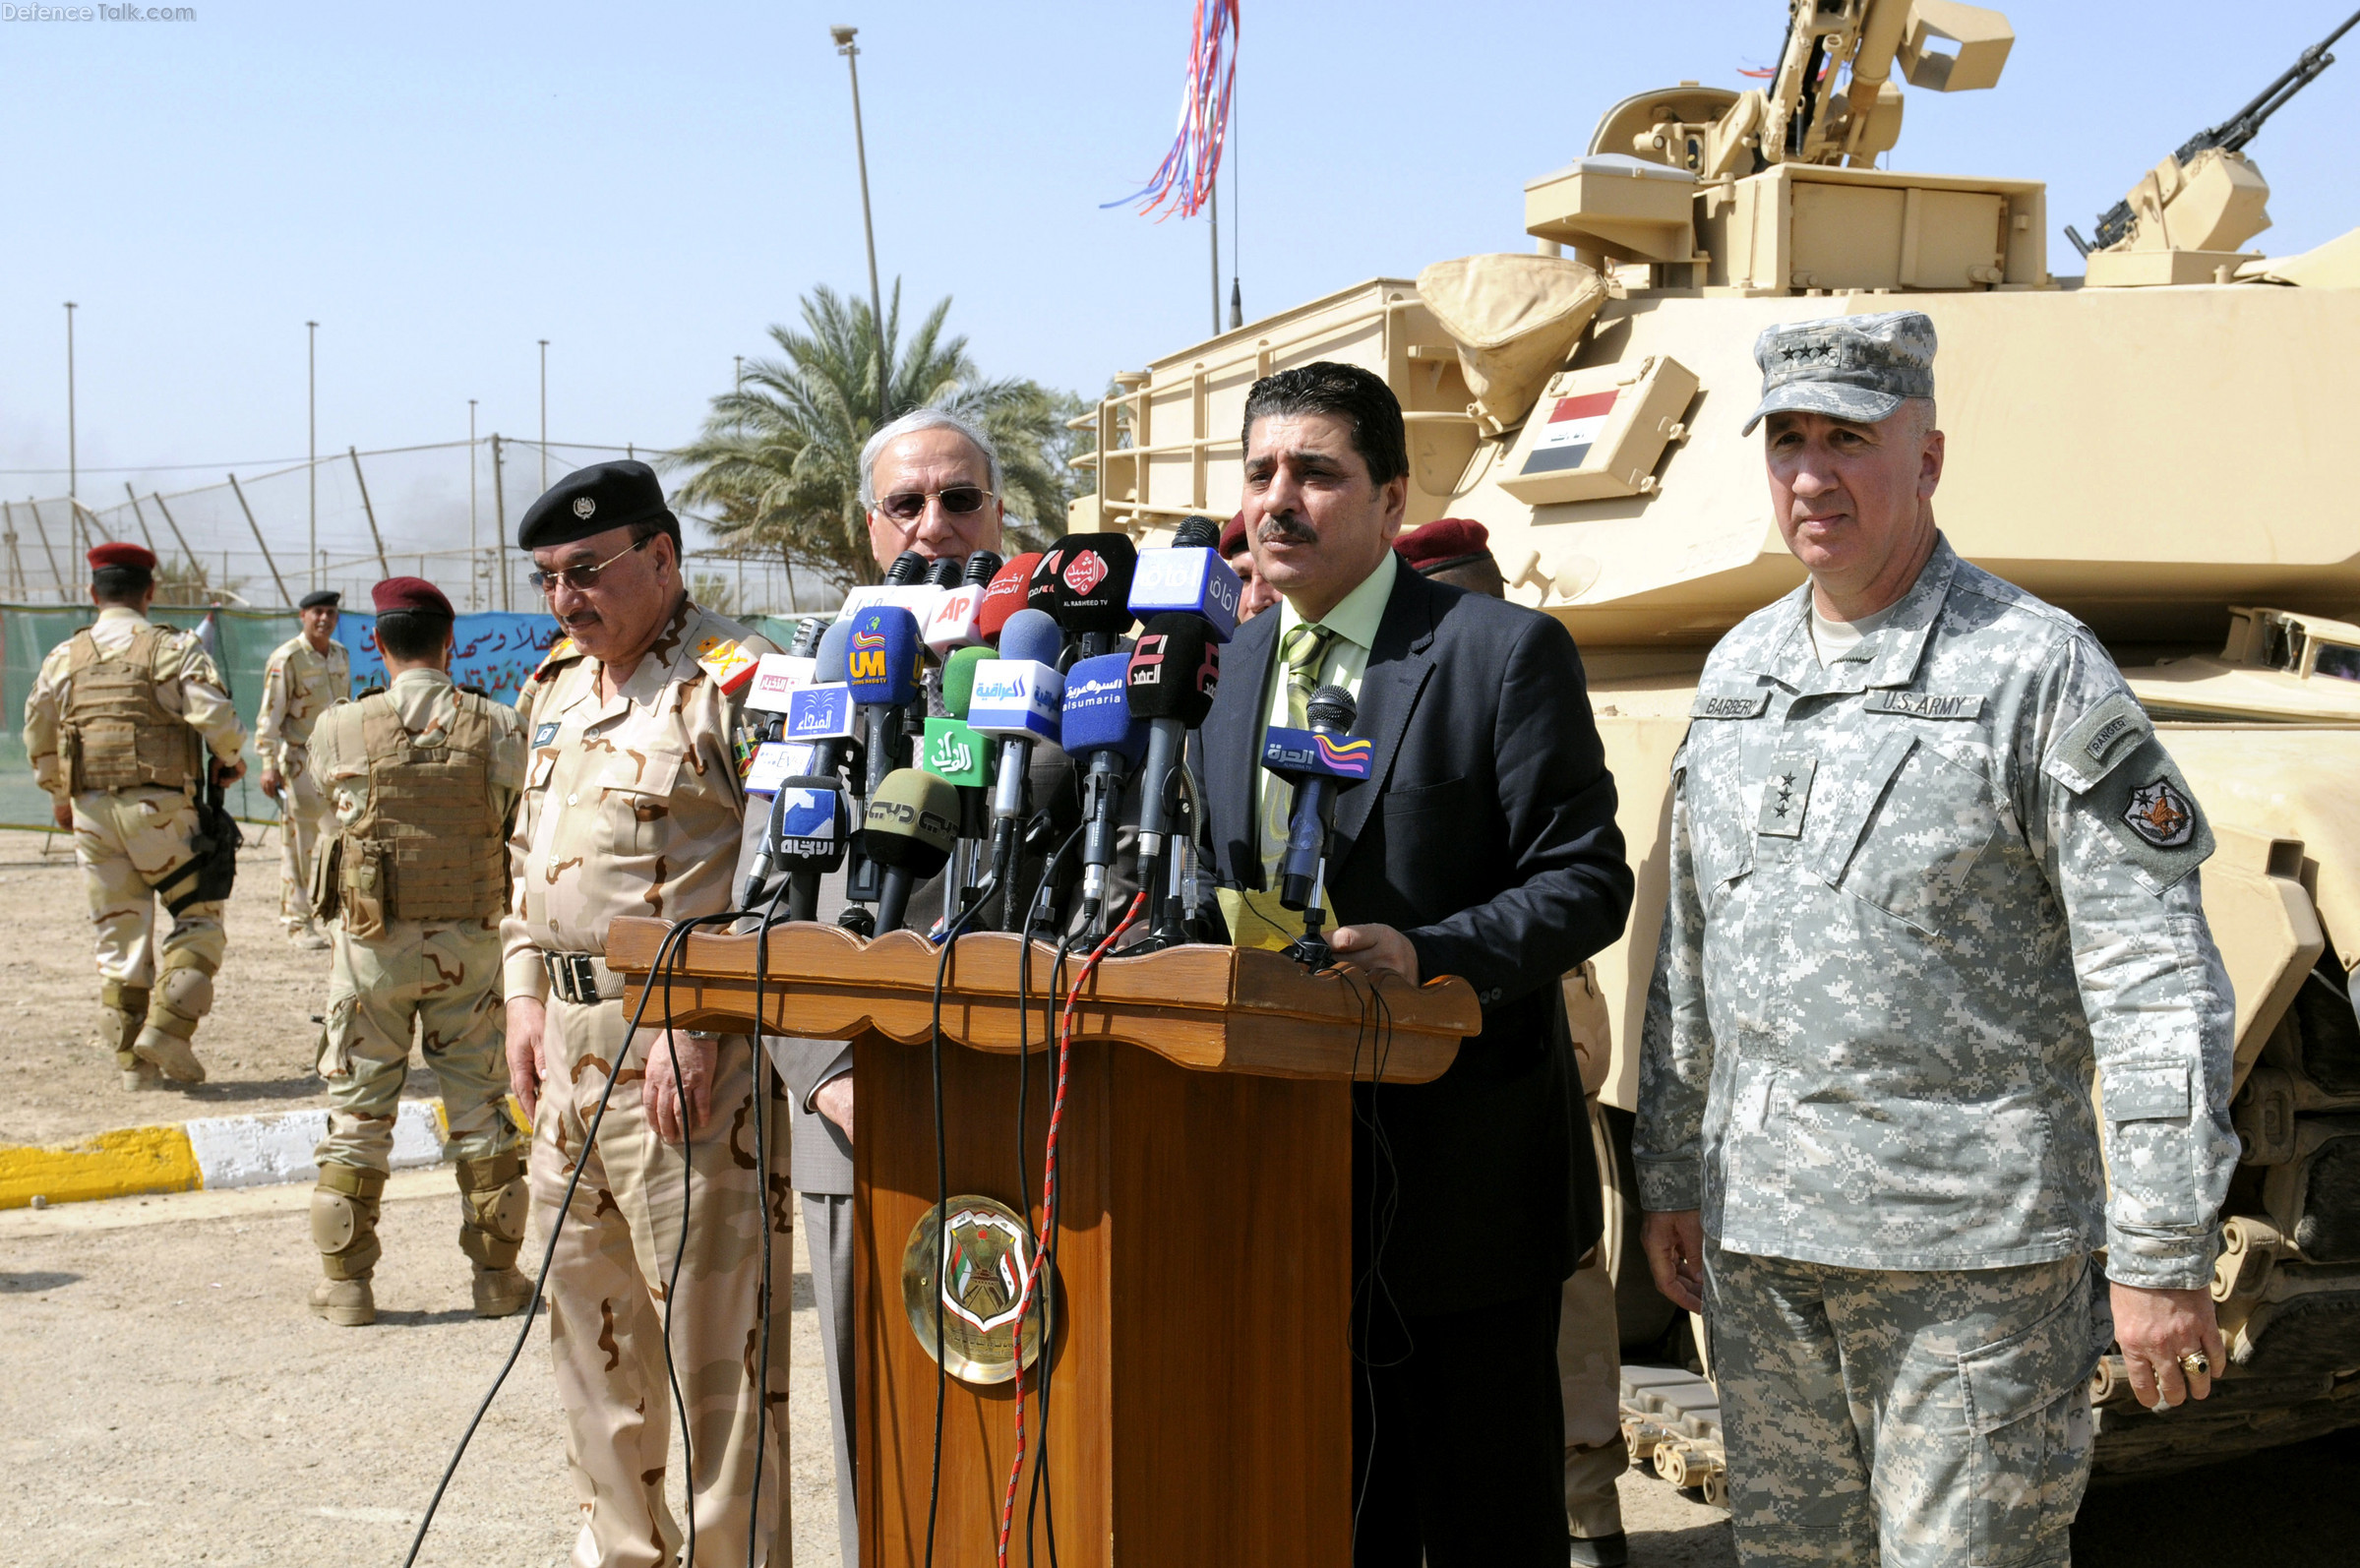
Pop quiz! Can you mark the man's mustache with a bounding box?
[1258,513,1318,547]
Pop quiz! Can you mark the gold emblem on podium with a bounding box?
[901,1195,1046,1385]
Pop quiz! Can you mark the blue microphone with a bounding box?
[1061,650,1149,931]
[843,605,924,914]
[1258,685,1371,964]
[1126,513,1243,642]
[968,608,1065,931]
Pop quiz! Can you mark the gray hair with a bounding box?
[857,406,1003,511]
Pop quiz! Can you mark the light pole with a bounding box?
[831,25,890,430]
[735,354,744,392]
[307,320,319,591]
[468,398,479,612]
[538,339,549,493]
[63,303,78,545]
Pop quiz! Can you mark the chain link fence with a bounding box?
[4,437,842,619]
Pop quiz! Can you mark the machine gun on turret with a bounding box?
[2068,6,2360,259]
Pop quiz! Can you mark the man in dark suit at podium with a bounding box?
[1199,361,1633,1567]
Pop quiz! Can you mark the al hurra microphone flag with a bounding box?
[1104,0,1239,219]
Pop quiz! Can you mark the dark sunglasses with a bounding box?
[528,534,648,594]
[876,485,994,522]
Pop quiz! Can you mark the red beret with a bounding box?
[1394,517,1493,574]
[372,575,454,617]
[1220,511,1249,558]
[88,542,157,573]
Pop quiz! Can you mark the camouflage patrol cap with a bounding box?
[1741,309,1937,436]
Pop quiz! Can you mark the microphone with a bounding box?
[921,548,1008,661]
[923,555,962,590]
[754,775,849,920]
[1127,514,1244,642]
[926,644,998,910]
[862,768,960,934]
[838,549,943,623]
[789,616,827,656]
[746,650,817,718]
[1260,685,1374,964]
[963,549,1004,587]
[1043,532,1140,660]
[843,606,925,915]
[967,608,1064,930]
[793,619,858,781]
[978,552,1040,647]
[1060,651,1149,931]
[1124,612,1221,941]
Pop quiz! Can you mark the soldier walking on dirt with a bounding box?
[500,461,791,1566]
[22,542,248,1091]
[303,577,531,1328]
[258,588,351,950]
[1636,312,2240,1566]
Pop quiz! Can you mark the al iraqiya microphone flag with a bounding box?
[1104,0,1239,219]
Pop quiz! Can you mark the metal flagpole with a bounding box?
[308,321,319,592]
[832,26,891,430]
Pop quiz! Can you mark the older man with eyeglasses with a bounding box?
[501,459,792,1567]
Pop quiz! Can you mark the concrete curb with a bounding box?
[0,1099,454,1210]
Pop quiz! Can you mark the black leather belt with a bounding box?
[542,950,605,1005]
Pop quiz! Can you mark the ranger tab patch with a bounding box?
[1864,690,1983,721]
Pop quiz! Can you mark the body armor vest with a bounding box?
[63,625,199,793]
[337,689,506,924]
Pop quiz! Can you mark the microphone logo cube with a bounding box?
[787,684,856,740]
[1061,653,1147,761]
[845,607,920,704]
[778,786,841,852]
[1261,726,1373,782]
[920,718,992,788]
[1127,548,1242,641]
[967,661,1062,742]
[747,653,816,715]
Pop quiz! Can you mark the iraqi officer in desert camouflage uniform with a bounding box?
[1634,311,2239,1568]
[258,588,351,949]
[501,460,791,1568]
[23,543,248,1090]
[303,576,531,1328]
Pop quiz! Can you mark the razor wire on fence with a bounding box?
[3,437,844,620]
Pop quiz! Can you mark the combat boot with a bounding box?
[455,1151,532,1318]
[99,980,155,1091]
[310,1162,386,1327]
[133,951,215,1086]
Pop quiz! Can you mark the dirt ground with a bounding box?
[0,826,336,1149]
[4,826,2357,1565]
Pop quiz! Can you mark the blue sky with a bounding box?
[4,0,2355,495]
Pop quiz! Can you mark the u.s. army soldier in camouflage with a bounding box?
[258,588,352,949]
[22,543,248,1090]
[304,576,530,1328]
[501,462,790,1567]
[1634,311,2238,1567]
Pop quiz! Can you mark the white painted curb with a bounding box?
[181,1100,448,1191]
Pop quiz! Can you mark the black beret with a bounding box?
[516,459,677,551]
[298,589,341,610]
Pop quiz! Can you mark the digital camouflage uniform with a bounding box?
[506,598,791,1568]
[1635,535,2239,1568]
[258,632,351,942]
[22,606,247,1088]
[305,666,530,1325]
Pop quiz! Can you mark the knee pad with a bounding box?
[98,984,150,1056]
[454,1152,529,1269]
[311,1164,387,1281]
[148,961,216,1036]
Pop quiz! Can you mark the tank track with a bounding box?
[1619,1364,1728,1508]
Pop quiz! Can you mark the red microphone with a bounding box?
[977,552,1040,647]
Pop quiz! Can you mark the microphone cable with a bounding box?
[997,889,1145,1568]
[1341,965,1404,1556]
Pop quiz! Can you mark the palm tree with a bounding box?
[669,281,1089,589]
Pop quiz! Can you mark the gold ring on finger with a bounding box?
[2179,1351,2211,1379]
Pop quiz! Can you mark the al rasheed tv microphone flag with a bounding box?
[1104,0,1239,219]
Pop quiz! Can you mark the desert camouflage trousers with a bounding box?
[313,917,521,1173]
[1705,1246,2107,1568]
[277,767,329,933]
[1559,1240,1627,1540]
[72,787,226,990]
[529,994,793,1568]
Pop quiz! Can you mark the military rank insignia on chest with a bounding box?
[1758,753,1816,838]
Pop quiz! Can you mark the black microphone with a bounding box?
[861,768,960,934]
[923,554,962,590]
[1041,532,1140,661]
[769,777,850,920]
[1279,686,1360,911]
[788,616,827,657]
[885,549,928,586]
[1124,613,1221,943]
[962,549,1004,588]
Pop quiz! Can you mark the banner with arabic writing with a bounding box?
[335,611,563,702]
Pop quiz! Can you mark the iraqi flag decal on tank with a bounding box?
[1522,390,1618,475]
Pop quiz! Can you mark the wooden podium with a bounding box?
[607,917,1478,1567]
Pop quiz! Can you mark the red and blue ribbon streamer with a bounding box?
[1103,0,1239,220]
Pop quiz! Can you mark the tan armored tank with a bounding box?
[1074,0,2360,1480]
